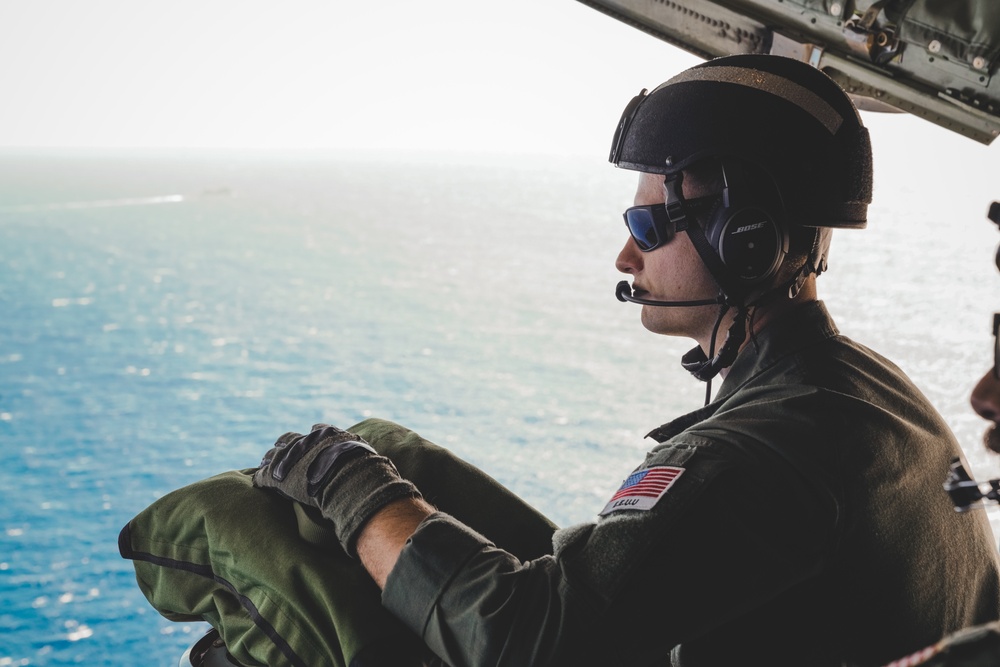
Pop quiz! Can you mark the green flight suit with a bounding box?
[120,420,557,667]
[382,301,1000,666]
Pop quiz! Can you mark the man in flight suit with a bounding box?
[254,55,1000,666]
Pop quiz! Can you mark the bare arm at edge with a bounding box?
[357,497,437,588]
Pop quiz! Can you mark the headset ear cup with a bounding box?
[704,162,788,286]
[717,209,786,284]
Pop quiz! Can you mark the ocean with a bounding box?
[1,148,998,665]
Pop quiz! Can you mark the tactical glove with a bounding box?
[253,424,421,556]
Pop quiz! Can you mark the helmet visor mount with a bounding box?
[609,88,648,166]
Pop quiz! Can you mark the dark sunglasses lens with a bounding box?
[625,208,660,251]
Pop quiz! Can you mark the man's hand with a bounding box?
[254,425,375,505]
[253,424,421,556]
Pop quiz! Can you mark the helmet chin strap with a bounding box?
[665,168,801,403]
[681,228,828,405]
[662,169,752,400]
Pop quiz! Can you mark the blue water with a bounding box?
[1,148,998,665]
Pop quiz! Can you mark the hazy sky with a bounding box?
[1,0,998,178]
[0,0,700,154]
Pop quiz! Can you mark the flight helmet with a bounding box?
[610,53,873,233]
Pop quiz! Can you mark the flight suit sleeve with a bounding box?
[381,438,834,667]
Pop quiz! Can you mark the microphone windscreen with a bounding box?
[616,281,631,303]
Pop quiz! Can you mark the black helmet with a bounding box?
[609,54,872,229]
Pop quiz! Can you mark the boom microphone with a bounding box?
[616,280,725,307]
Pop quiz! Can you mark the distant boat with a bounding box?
[198,187,233,198]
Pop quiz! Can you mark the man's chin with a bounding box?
[984,427,1000,454]
[639,307,671,335]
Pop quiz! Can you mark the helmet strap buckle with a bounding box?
[663,172,689,229]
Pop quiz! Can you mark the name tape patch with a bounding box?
[600,466,684,516]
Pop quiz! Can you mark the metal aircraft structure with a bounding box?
[576,0,1000,145]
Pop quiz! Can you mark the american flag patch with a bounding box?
[599,466,684,515]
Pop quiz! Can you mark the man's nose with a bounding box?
[971,369,1000,424]
[616,237,642,274]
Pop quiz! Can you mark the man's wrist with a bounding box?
[357,497,436,588]
[324,454,421,556]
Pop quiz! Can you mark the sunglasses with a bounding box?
[623,204,676,252]
[623,196,716,252]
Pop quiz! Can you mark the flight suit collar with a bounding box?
[646,300,839,442]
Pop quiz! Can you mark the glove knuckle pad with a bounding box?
[305,440,374,497]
